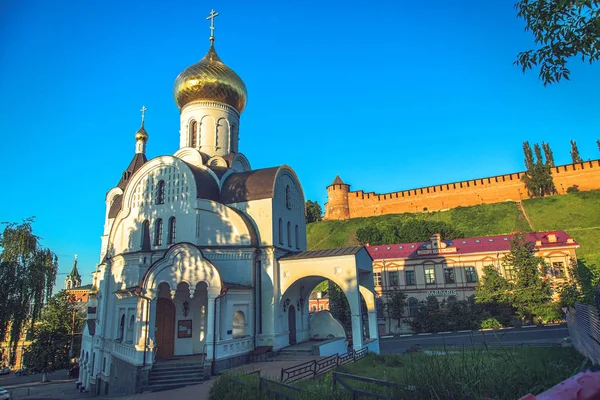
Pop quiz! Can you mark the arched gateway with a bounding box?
[77,12,379,396]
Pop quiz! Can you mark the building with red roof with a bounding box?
[368,230,578,335]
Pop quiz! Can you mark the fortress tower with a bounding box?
[324,175,350,220]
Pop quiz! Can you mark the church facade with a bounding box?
[78,14,378,396]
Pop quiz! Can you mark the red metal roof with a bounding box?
[366,230,578,260]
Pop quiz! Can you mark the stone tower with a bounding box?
[324,176,350,220]
[65,256,82,290]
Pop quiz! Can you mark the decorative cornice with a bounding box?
[182,100,240,117]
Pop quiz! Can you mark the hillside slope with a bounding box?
[307,190,600,268]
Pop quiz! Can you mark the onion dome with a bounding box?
[173,44,247,114]
[135,123,148,142]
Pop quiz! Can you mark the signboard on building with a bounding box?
[427,289,457,297]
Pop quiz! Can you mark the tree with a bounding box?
[522,141,556,197]
[542,142,555,167]
[0,219,58,366]
[476,265,513,305]
[504,233,553,324]
[22,291,85,381]
[515,0,600,85]
[305,200,323,224]
[385,290,407,330]
[560,257,596,306]
[571,139,583,163]
[327,280,351,335]
[523,141,535,170]
[356,219,464,246]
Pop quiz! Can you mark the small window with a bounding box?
[141,220,150,249]
[118,314,125,342]
[503,237,509,241]
[156,181,166,204]
[465,266,478,283]
[475,240,480,243]
[405,270,416,286]
[168,217,176,244]
[373,272,382,287]
[444,267,455,284]
[488,239,493,242]
[278,218,283,245]
[285,185,292,210]
[410,245,415,249]
[154,219,163,246]
[462,241,467,244]
[295,225,299,249]
[287,221,291,247]
[126,315,135,343]
[504,265,516,280]
[232,311,246,338]
[190,120,198,148]
[425,268,436,284]
[388,271,399,286]
[408,298,419,317]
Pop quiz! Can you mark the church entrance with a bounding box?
[155,298,175,359]
[288,305,296,345]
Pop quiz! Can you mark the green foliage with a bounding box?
[408,296,483,333]
[505,233,553,323]
[567,184,580,193]
[385,290,406,329]
[313,280,328,293]
[355,219,464,246]
[480,317,503,330]
[328,280,351,334]
[305,200,323,224]
[475,265,513,306]
[570,139,583,163]
[0,218,58,366]
[521,141,556,197]
[22,291,85,374]
[542,141,555,167]
[514,0,600,85]
[560,257,597,306]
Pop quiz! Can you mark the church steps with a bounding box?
[146,362,206,391]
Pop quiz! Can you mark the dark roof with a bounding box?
[108,194,123,218]
[117,153,147,190]
[185,162,220,201]
[207,165,229,178]
[68,260,81,280]
[367,230,578,260]
[69,284,93,291]
[220,167,280,203]
[281,246,365,260]
[223,282,253,290]
[331,175,345,185]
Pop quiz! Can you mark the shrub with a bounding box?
[480,317,503,330]
[566,185,580,193]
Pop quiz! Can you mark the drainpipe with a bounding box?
[211,287,228,375]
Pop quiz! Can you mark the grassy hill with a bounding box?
[306,190,600,269]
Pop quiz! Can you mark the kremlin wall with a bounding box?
[324,159,600,220]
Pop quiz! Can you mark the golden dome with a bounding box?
[173,44,247,113]
[135,124,148,142]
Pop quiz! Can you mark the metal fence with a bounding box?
[280,347,368,383]
[567,303,600,365]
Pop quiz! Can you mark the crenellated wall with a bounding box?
[324,160,600,220]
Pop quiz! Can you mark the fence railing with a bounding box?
[280,347,368,384]
[567,303,600,365]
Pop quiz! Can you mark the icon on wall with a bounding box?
[178,320,192,338]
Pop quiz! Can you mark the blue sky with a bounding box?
[1,0,598,285]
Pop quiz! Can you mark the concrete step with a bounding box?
[150,372,203,383]
[149,366,204,375]
[151,363,205,371]
[147,376,203,388]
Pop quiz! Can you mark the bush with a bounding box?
[567,185,580,193]
[480,317,503,330]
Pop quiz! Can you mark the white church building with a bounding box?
[78,12,379,396]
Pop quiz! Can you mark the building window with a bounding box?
[504,265,516,280]
[319,305,324,310]
[168,217,176,244]
[549,262,566,278]
[156,180,166,204]
[373,272,382,287]
[465,266,478,283]
[154,219,163,246]
[388,271,399,287]
[312,305,317,312]
[278,218,283,245]
[287,221,291,247]
[444,267,455,284]
[405,270,416,286]
[295,225,299,249]
[425,268,436,284]
[141,220,150,249]
[190,120,198,148]
[376,297,385,318]
[232,311,246,338]
[408,297,419,317]
[117,314,125,342]
[285,185,291,210]
[126,315,135,343]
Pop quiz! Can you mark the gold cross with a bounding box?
[140,105,147,124]
[206,9,219,42]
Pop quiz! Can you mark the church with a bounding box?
[78,11,379,396]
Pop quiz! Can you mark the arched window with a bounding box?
[287,221,291,247]
[126,315,135,343]
[118,314,125,341]
[168,217,176,244]
[232,311,246,338]
[190,120,198,148]
[295,225,299,249]
[141,220,150,250]
[156,181,166,204]
[278,218,283,245]
[408,297,419,317]
[285,185,292,210]
[154,219,163,246]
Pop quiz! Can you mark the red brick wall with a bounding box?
[324,160,600,220]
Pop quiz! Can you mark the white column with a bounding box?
[146,299,157,355]
[351,314,364,351]
[205,297,215,360]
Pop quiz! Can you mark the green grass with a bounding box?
[209,347,587,400]
[307,190,600,271]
